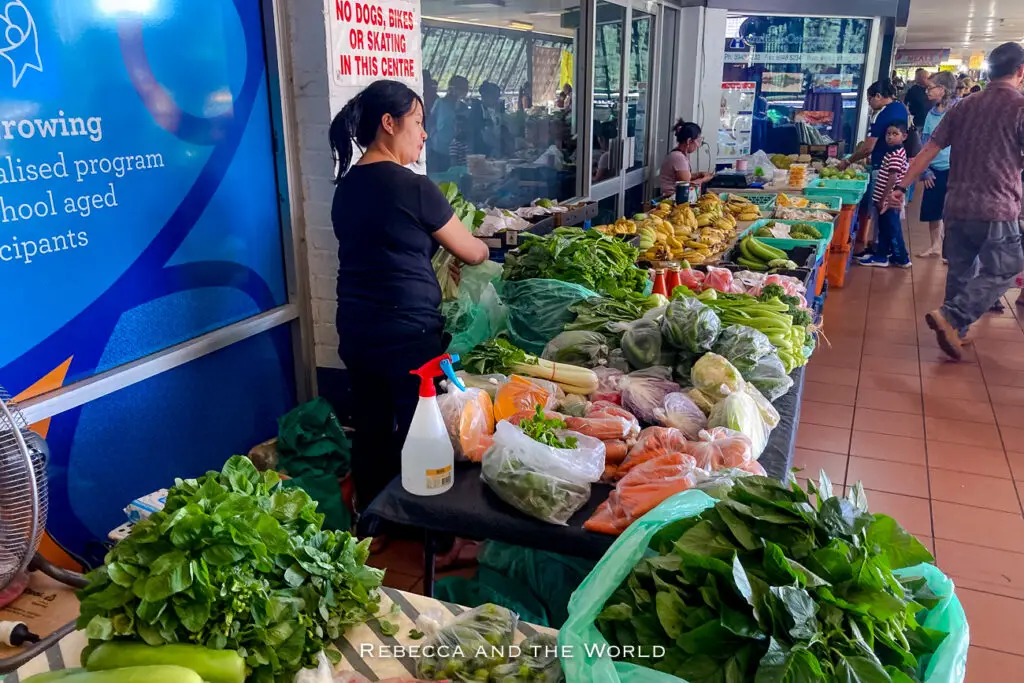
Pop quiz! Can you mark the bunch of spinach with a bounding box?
[462,338,535,375]
[503,227,647,296]
[434,182,486,300]
[564,297,645,339]
[77,457,384,683]
[596,474,946,683]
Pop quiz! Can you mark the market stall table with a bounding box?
[4,588,555,683]
[366,366,805,597]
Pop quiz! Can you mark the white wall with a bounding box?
[675,6,727,175]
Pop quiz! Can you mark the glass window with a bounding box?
[719,15,871,160]
[592,1,625,185]
[421,1,580,208]
[627,10,653,171]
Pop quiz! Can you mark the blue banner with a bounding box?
[0,0,287,390]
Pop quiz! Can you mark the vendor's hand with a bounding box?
[923,176,935,189]
[837,159,850,171]
[448,260,462,287]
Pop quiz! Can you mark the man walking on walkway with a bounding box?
[890,42,1024,361]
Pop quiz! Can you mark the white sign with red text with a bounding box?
[326,0,421,87]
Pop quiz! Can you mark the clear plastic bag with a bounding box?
[454,371,509,400]
[680,426,756,470]
[745,383,780,429]
[438,387,495,462]
[690,352,745,402]
[686,387,716,415]
[708,391,770,457]
[415,603,519,680]
[745,352,794,401]
[490,633,564,683]
[481,421,606,525]
[615,319,663,370]
[493,375,556,422]
[654,392,707,438]
[557,393,592,417]
[660,297,721,353]
[592,367,626,404]
[620,366,680,425]
[542,331,610,368]
[585,452,701,536]
[712,324,774,373]
[615,426,688,479]
[565,402,640,441]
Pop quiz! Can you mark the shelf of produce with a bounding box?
[364,366,805,595]
[5,588,556,683]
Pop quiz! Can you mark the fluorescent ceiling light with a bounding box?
[509,20,533,30]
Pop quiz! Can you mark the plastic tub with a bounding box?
[805,178,869,205]
[718,192,777,211]
[743,218,835,260]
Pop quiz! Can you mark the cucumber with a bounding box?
[87,644,244,683]
[25,666,201,683]
[736,256,767,271]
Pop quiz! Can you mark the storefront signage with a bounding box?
[327,0,422,87]
[968,52,985,70]
[1,0,287,390]
[724,52,865,66]
[894,48,951,68]
[761,72,803,93]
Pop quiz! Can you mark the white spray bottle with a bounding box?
[402,353,465,496]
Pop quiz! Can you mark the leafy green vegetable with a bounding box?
[434,182,485,300]
[409,629,425,640]
[77,457,384,683]
[463,338,535,375]
[596,473,944,683]
[379,620,400,637]
[564,296,645,338]
[503,227,648,296]
[519,404,578,449]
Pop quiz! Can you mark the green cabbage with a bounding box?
[690,353,745,402]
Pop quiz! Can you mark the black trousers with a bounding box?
[339,323,446,516]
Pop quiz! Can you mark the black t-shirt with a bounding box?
[332,162,454,337]
[904,84,930,130]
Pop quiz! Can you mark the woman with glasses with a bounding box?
[917,71,959,258]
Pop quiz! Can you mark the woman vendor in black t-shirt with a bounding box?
[329,80,489,519]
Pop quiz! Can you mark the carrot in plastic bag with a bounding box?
[493,375,555,422]
[565,415,629,440]
[588,401,641,440]
[602,439,629,464]
[585,452,699,535]
[679,426,754,471]
[438,387,496,462]
[614,426,687,479]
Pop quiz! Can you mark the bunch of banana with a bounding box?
[639,213,689,261]
[723,194,763,221]
[598,217,636,235]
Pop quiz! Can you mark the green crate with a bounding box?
[743,218,835,260]
[799,195,842,211]
[805,178,868,205]
[718,192,777,210]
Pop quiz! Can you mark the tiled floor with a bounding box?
[797,204,1024,679]
[369,202,1024,679]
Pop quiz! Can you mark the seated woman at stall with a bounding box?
[659,120,713,197]
[329,79,489,527]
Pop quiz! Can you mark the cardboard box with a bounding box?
[0,572,80,660]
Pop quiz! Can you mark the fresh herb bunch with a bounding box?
[463,338,536,375]
[597,474,945,682]
[77,457,384,683]
[519,404,579,449]
[503,227,647,295]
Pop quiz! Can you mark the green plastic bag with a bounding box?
[443,281,508,357]
[497,278,599,355]
[559,491,970,683]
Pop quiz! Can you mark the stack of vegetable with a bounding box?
[76,457,384,683]
[594,475,950,682]
[503,227,648,296]
[464,338,599,395]
[734,235,800,272]
[435,182,486,300]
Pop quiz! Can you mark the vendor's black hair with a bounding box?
[674,119,702,145]
[867,79,898,100]
[329,79,423,180]
[988,41,1024,79]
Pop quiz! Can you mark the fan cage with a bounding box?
[0,387,45,590]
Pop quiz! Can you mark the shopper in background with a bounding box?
[916,71,958,258]
[863,122,912,268]
[904,68,931,130]
[659,120,713,196]
[329,80,489,520]
[841,79,910,257]
[426,75,469,171]
[890,42,1024,361]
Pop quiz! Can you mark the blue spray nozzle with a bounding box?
[440,355,466,392]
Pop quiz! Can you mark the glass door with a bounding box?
[589,0,657,221]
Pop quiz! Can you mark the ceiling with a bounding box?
[904,0,1024,58]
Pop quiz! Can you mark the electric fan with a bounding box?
[0,386,88,673]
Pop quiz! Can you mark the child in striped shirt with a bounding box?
[862,122,912,268]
